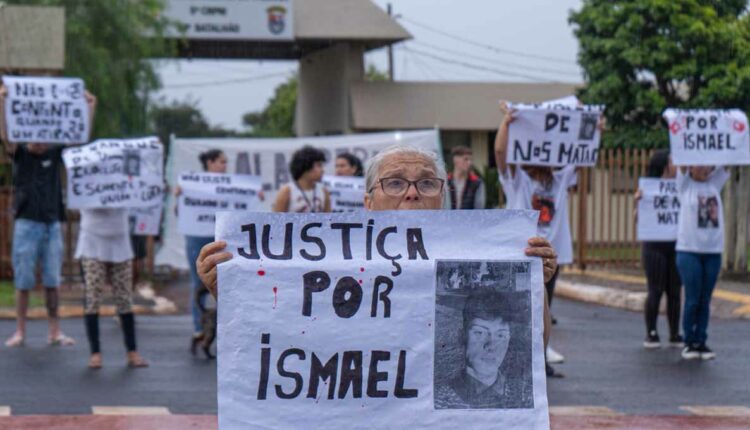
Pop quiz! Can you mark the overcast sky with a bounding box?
[153,0,584,131]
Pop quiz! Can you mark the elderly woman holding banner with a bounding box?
[195,145,557,346]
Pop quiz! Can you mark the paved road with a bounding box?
[0,298,748,420]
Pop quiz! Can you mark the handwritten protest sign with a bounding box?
[216,210,548,429]
[178,172,263,237]
[2,75,90,144]
[130,205,163,236]
[637,178,680,241]
[663,109,750,166]
[62,137,164,209]
[506,103,603,167]
[322,175,365,212]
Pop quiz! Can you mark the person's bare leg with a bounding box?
[5,290,29,347]
[45,288,74,346]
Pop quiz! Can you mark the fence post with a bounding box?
[577,167,589,270]
[734,166,749,273]
[723,167,737,271]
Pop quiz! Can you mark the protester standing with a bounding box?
[635,150,682,349]
[446,146,485,209]
[675,165,729,360]
[177,149,227,341]
[335,152,363,177]
[273,146,331,213]
[0,83,96,348]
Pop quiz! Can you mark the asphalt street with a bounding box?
[0,299,747,416]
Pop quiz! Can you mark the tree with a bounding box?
[242,65,390,137]
[149,99,238,149]
[570,1,750,148]
[5,0,175,138]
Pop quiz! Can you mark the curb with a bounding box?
[556,279,647,313]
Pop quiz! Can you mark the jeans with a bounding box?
[12,219,63,290]
[675,251,721,346]
[186,236,214,333]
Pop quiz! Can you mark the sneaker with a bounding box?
[681,344,701,360]
[546,346,565,364]
[668,335,684,348]
[546,363,564,378]
[698,344,716,360]
[643,331,660,349]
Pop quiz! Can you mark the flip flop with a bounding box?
[88,354,103,369]
[4,333,24,348]
[127,355,149,368]
[48,334,76,346]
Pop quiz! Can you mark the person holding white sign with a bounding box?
[0,81,95,348]
[674,165,729,360]
[273,146,331,213]
[634,150,682,349]
[176,149,228,340]
[495,104,581,372]
[195,144,557,343]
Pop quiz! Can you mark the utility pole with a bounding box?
[387,3,394,81]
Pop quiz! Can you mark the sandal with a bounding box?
[48,333,76,346]
[127,353,149,368]
[88,354,103,369]
[4,332,24,348]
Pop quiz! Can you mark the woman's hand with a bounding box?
[197,241,233,299]
[525,237,558,283]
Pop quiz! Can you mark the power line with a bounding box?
[399,15,578,66]
[402,47,558,83]
[161,71,293,89]
[410,40,581,78]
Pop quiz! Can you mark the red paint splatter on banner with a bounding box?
[358,279,363,284]
[669,121,681,135]
[734,121,746,133]
[359,267,365,272]
[258,270,266,276]
[272,287,278,309]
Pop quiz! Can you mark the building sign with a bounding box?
[164,0,294,40]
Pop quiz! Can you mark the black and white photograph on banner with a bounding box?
[434,260,533,410]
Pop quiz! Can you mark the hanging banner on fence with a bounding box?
[130,205,163,236]
[2,75,90,144]
[636,178,680,241]
[662,109,750,166]
[505,103,603,167]
[156,129,441,269]
[322,175,365,212]
[62,137,164,209]
[177,172,263,237]
[216,209,548,429]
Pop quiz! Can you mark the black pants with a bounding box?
[642,242,681,337]
[545,266,560,308]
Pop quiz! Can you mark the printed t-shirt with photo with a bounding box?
[676,168,730,254]
[499,165,577,264]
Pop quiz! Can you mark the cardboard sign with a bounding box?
[2,75,90,144]
[636,178,679,241]
[163,0,294,40]
[155,130,441,269]
[322,175,365,212]
[506,104,603,167]
[130,205,163,236]
[663,109,750,166]
[216,210,548,429]
[62,137,164,209]
[177,172,263,237]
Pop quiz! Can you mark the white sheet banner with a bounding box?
[2,75,90,144]
[506,104,603,167]
[177,172,263,237]
[130,205,163,236]
[322,175,365,212]
[164,0,294,40]
[216,209,548,429]
[62,137,164,209]
[663,109,750,166]
[636,178,679,242]
[156,130,441,269]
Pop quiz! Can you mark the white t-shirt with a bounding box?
[499,166,578,264]
[675,168,729,254]
[75,208,134,263]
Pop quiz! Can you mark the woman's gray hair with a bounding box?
[365,144,447,193]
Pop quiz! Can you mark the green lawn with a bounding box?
[0,281,45,307]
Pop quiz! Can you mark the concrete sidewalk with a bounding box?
[557,268,750,319]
